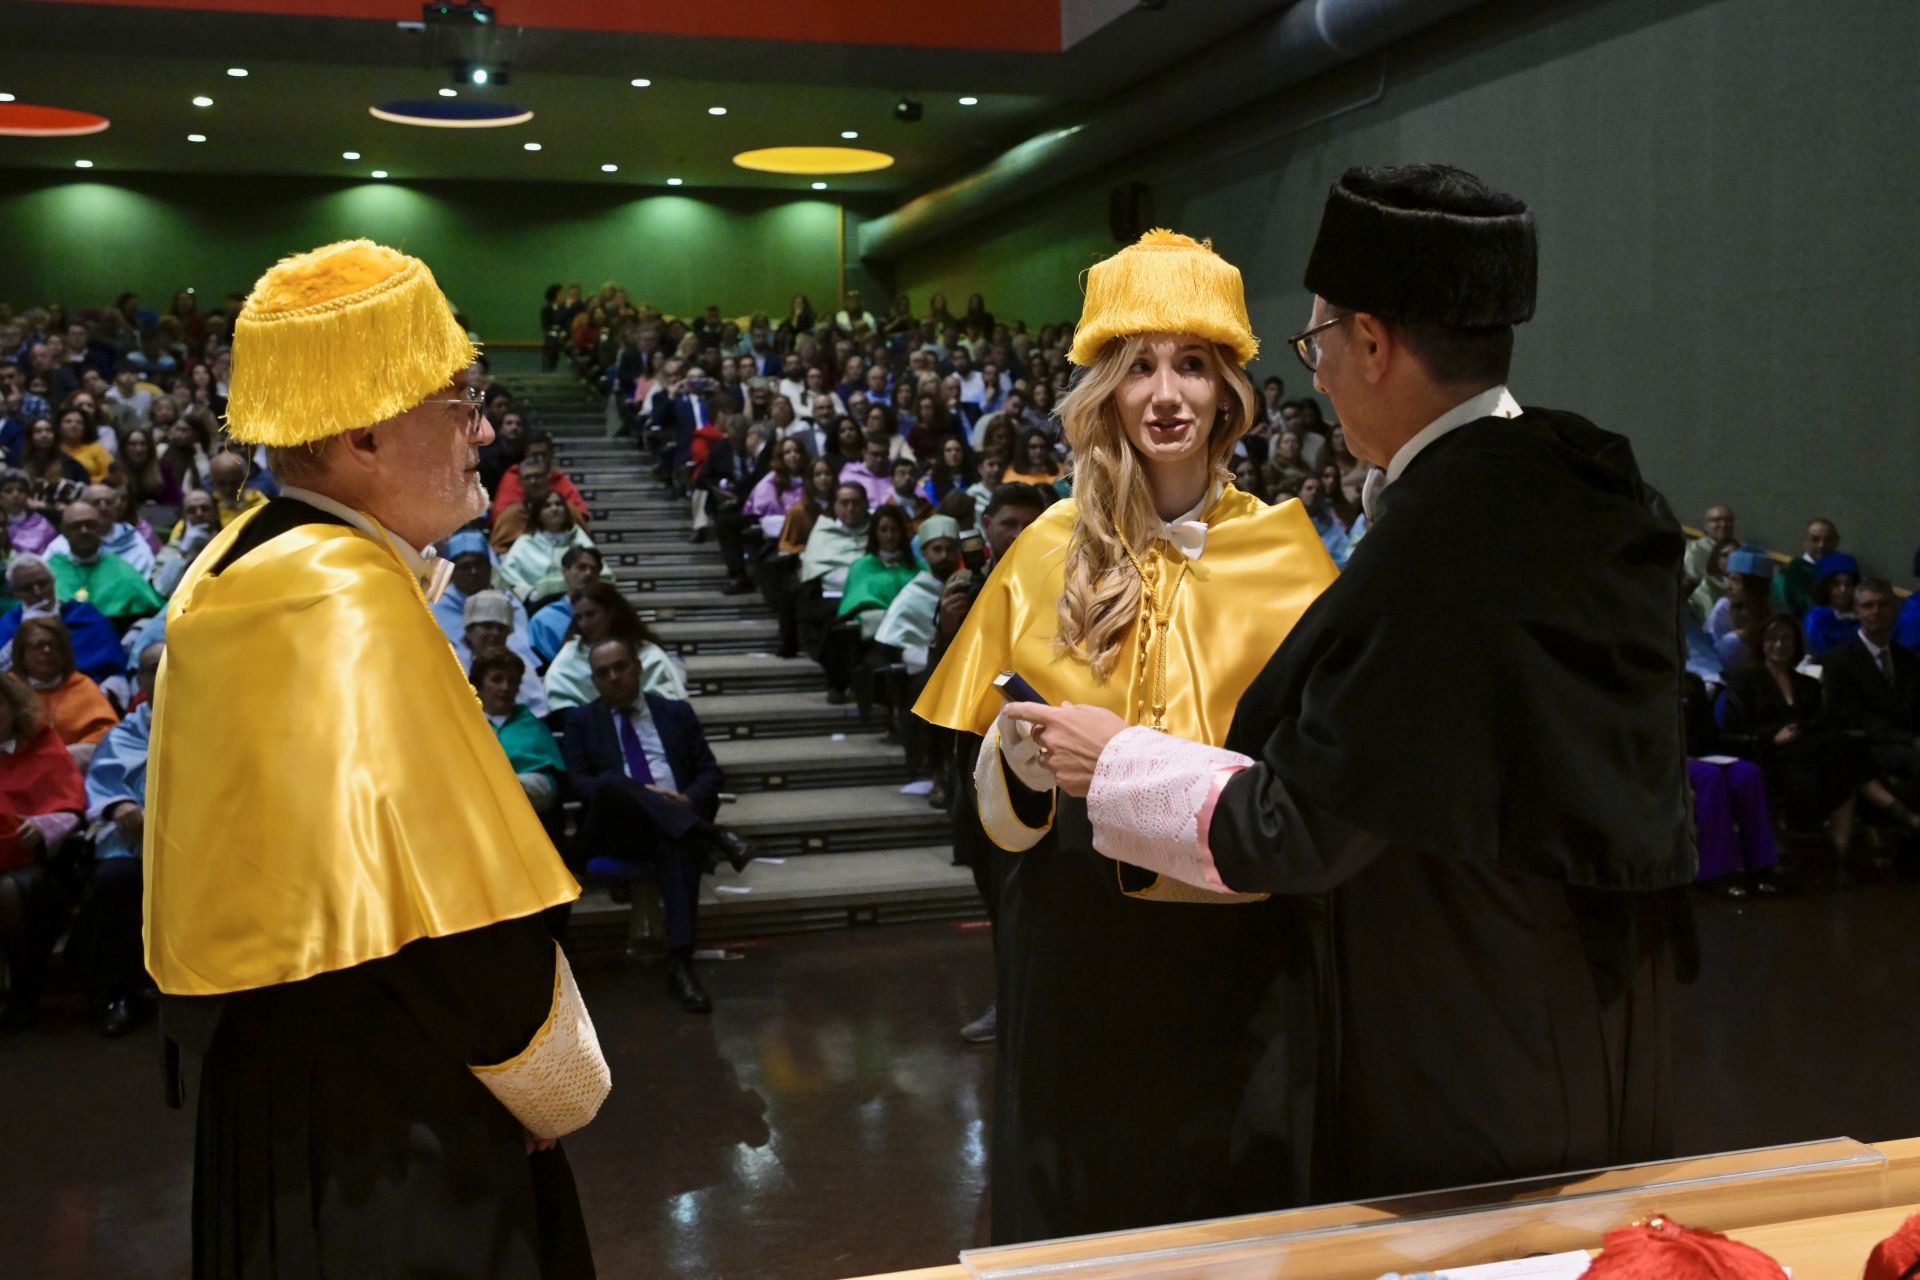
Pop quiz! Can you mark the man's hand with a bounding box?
[646,784,694,808]
[936,574,974,639]
[1774,724,1802,746]
[15,818,45,855]
[1001,701,1129,798]
[111,803,143,842]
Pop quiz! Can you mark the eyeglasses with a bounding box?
[421,388,488,438]
[1286,314,1352,373]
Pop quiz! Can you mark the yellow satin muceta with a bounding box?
[914,485,1338,746]
[143,511,579,996]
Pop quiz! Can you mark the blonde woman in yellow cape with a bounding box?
[914,230,1338,1244]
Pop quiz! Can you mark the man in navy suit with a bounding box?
[561,637,751,1012]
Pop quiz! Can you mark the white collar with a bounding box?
[1365,385,1520,520]
[1154,480,1219,562]
[1861,631,1890,661]
[278,484,436,580]
[0,739,14,755]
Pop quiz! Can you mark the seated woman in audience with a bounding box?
[1725,613,1920,860]
[1802,552,1861,659]
[1689,537,1738,623]
[918,436,972,509]
[57,407,114,484]
[66,392,119,458]
[907,394,961,464]
[1,469,58,555]
[115,426,166,508]
[0,669,88,1029]
[824,415,865,478]
[1003,426,1064,488]
[470,649,566,814]
[965,451,1009,521]
[500,489,598,607]
[158,415,213,502]
[1681,671,1781,897]
[1294,474,1353,569]
[891,383,919,437]
[544,580,689,713]
[19,417,88,493]
[1325,424,1367,503]
[1268,429,1313,491]
[15,615,118,769]
[1318,460,1362,532]
[744,436,810,533]
[766,456,842,659]
[820,504,922,704]
[1709,546,1781,672]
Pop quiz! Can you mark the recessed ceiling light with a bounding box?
[841,130,858,140]
[601,163,617,172]
[74,159,93,168]
[470,68,489,86]
[438,87,458,98]
[630,78,651,88]
[707,106,727,116]
[958,96,979,106]
[666,177,683,186]
[0,94,17,103]
[371,170,388,179]
[811,181,828,190]
[191,95,213,107]
[523,141,541,151]
[187,133,206,142]
[342,150,360,160]
[226,67,249,78]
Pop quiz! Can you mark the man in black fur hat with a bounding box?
[1008,164,1696,1204]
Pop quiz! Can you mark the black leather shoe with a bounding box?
[711,827,754,873]
[666,958,712,1013]
[101,998,136,1038]
[721,578,755,596]
[688,528,711,544]
[825,687,849,705]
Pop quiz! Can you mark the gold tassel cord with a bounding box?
[1121,541,1191,733]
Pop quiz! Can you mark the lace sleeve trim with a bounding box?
[1087,725,1251,893]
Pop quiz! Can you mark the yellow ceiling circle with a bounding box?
[731,146,895,176]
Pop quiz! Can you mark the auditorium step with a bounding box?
[631,591,766,621]
[654,617,782,655]
[710,733,917,792]
[683,691,874,740]
[683,653,827,696]
[568,846,979,948]
[719,784,953,857]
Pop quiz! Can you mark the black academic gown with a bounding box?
[987,791,1319,1244]
[1204,409,1696,1204]
[162,500,594,1279]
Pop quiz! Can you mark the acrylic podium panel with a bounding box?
[958,1139,1890,1280]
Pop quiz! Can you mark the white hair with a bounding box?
[6,553,49,587]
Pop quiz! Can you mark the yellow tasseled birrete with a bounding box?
[225,239,478,446]
[1068,228,1259,368]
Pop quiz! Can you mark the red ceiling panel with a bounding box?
[33,0,1065,52]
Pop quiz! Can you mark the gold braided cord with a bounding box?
[1120,539,1191,733]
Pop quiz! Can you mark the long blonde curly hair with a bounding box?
[1054,336,1255,681]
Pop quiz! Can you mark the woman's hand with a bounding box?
[1773,723,1802,746]
[1001,702,1129,798]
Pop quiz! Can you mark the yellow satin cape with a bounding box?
[143,508,580,996]
[914,485,1338,746]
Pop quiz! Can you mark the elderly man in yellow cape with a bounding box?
[144,240,607,1279]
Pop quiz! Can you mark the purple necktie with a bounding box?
[617,710,655,785]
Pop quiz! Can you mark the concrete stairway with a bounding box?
[497,354,979,942]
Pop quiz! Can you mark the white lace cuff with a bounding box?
[470,944,611,1140]
[975,721,1055,852]
[1087,726,1252,893]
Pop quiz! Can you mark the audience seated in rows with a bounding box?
[544,580,689,714]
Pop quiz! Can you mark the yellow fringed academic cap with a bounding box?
[225,238,477,446]
[1068,229,1259,368]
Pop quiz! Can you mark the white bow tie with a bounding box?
[1156,514,1208,561]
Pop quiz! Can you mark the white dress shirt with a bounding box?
[616,698,680,792]
[1362,384,1521,520]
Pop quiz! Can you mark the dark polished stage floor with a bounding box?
[6,884,1920,1280]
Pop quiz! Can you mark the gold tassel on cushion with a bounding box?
[1067,228,1260,368]
[224,239,478,447]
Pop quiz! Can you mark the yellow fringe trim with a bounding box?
[225,239,478,446]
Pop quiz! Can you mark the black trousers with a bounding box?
[579,780,706,951]
[709,495,750,583]
[66,855,146,1007]
[0,862,73,1018]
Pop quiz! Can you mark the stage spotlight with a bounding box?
[893,99,923,123]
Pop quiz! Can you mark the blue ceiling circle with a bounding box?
[369,100,534,128]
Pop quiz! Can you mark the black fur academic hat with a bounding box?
[1302,165,1537,328]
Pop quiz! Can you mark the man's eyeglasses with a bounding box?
[1286,313,1352,373]
[421,388,488,438]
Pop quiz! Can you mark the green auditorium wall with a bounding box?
[888,0,1920,576]
[0,172,852,342]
